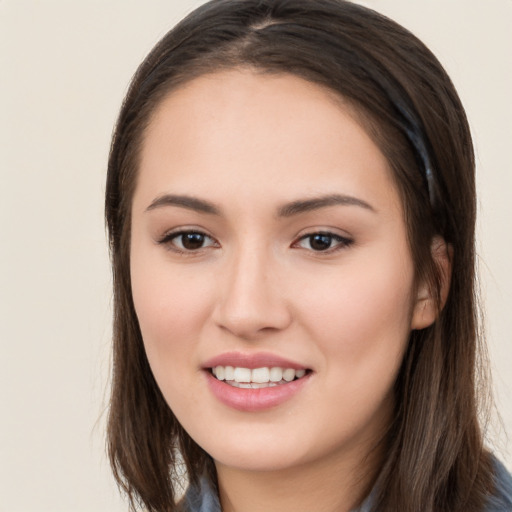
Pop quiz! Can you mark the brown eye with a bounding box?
[160,230,217,252]
[296,232,353,252]
[180,232,207,250]
[309,234,334,251]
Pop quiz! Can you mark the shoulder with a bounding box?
[485,457,512,512]
[179,458,512,512]
[180,476,221,512]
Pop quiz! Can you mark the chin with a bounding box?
[212,446,307,473]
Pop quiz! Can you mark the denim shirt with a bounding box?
[487,458,512,512]
[182,457,512,512]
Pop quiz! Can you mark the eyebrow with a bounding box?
[277,194,375,217]
[144,192,375,217]
[145,194,221,215]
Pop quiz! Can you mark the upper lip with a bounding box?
[202,351,309,370]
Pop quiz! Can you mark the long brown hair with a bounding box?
[105,1,494,510]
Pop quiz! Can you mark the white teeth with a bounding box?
[251,367,270,383]
[282,368,295,382]
[233,367,251,383]
[224,366,235,380]
[231,381,279,389]
[212,365,307,385]
[269,367,283,382]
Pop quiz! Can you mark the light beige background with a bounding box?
[0,1,510,510]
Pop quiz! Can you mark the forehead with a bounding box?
[135,69,401,217]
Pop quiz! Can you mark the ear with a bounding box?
[411,237,452,330]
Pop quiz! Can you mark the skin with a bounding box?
[130,69,440,512]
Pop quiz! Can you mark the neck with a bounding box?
[215,442,382,512]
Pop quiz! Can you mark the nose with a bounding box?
[212,245,292,340]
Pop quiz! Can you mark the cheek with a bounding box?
[295,251,415,372]
[291,255,415,443]
[130,245,213,383]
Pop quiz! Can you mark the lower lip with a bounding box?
[205,371,311,412]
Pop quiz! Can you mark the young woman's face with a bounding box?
[130,70,428,474]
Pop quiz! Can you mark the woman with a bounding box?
[105,1,512,511]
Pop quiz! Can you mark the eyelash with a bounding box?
[157,230,354,254]
[293,232,354,253]
[157,230,218,253]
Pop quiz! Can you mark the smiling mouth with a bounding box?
[209,366,310,389]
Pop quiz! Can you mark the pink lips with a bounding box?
[202,351,311,412]
[202,351,308,370]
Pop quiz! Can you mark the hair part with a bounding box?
[105,1,494,511]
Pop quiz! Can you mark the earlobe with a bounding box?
[411,237,453,330]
